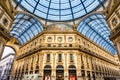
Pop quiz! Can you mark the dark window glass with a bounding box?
[58,54,62,62]
[47,54,50,62]
[70,54,73,62]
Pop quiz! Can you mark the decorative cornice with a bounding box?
[16,44,117,66]
[20,31,114,56]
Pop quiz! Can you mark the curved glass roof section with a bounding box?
[15,0,104,21]
[77,14,116,54]
[10,13,43,45]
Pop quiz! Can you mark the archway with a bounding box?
[0,46,15,80]
[1,46,15,58]
[69,65,76,80]
[35,65,39,74]
[56,65,64,80]
[44,65,51,80]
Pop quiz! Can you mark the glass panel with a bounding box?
[15,0,104,21]
[58,54,62,62]
[47,54,50,61]
[77,14,116,54]
[70,54,73,61]
[10,13,43,45]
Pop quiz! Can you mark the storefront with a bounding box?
[56,65,64,80]
[44,65,51,80]
[69,65,76,80]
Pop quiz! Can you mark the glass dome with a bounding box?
[15,0,104,21]
[10,13,43,45]
[77,14,116,54]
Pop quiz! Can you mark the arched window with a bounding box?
[56,65,64,70]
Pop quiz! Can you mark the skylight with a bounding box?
[77,14,116,54]
[10,13,43,45]
[15,0,104,21]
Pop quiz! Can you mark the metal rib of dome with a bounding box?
[15,0,104,21]
[77,14,116,54]
[10,13,43,45]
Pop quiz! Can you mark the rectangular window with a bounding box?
[47,54,50,62]
[47,44,51,47]
[70,54,73,62]
[58,54,62,62]
[37,55,39,63]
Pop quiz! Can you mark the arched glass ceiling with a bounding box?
[10,13,43,45]
[15,0,104,21]
[77,14,116,54]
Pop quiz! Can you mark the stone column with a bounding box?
[52,53,56,80]
[39,53,44,80]
[52,69,56,80]
[64,53,68,80]
[77,52,82,80]
[64,69,68,80]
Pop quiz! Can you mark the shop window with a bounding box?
[70,54,74,62]
[44,65,51,80]
[25,68,28,74]
[81,70,85,77]
[58,54,62,62]
[3,18,8,26]
[56,65,64,80]
[30,67,33,74]
[46,54,50,62]
[69,65,76,80]
[35,66,39,73]
[87,71,90,78]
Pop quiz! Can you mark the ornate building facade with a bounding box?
[10,23,120,80]
[0,0,120,80]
